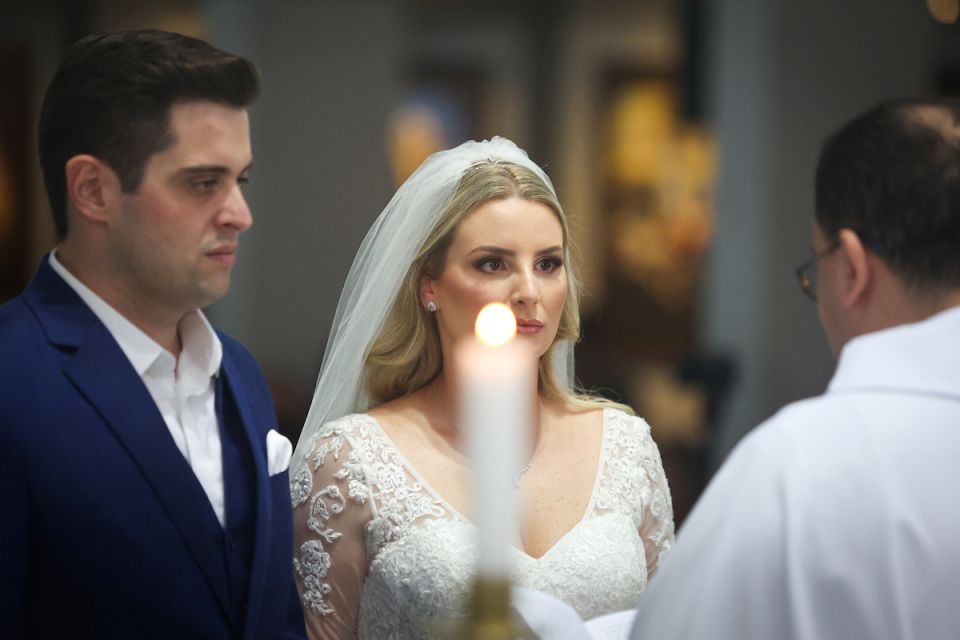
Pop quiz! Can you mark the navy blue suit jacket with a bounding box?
[0,258,306,639]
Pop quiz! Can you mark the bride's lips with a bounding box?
[516,319,544,335]
[206,244,238,266]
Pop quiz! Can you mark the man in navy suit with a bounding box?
[0,30,306,639]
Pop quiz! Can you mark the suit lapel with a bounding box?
[26,259,236,626]
[220,350,272,638]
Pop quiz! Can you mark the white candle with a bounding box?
[457,303,535,578]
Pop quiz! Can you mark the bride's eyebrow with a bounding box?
[536,245,563,255]
[466,245,563,256]
[468,245,514,256]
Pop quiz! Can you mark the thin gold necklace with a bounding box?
[432,380,535,488]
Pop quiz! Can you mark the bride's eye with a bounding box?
[536,256,564,273]
[475,256,505,273]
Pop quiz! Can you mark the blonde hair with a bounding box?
[363,160,631,415]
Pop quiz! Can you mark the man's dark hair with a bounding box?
[815,98,960,291]
[38,29,260,240]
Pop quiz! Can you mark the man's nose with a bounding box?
[219,184,253,232]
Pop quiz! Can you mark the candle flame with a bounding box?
[475,303,517,346]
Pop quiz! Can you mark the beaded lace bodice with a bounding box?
[291,408,673,639]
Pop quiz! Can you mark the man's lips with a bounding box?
[516,319,544,334]
[206,245,238,266]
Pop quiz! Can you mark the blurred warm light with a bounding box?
[928,0,960,23]
[387,104,445,186]
[475,303,516,346]
[660,125,717,258]
[631,364,707,447]
[607,82,676,186]
[606,114,717,310]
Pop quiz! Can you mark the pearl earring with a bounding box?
[426,301,438,313]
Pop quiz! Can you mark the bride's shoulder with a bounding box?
[313,412,381,441]
[366,390,432,438]
[556,401,645,430]
[598,405,655,440]
[603,405,646,424]
[366,396,406,425]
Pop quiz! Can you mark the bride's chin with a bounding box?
[533,339,557,361]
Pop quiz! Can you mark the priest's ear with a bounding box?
[64,154,122,225]
[836,228,872,309]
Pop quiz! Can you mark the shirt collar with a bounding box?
[177,310,223,390]
[828,304,960,399]
[48,250,222,380]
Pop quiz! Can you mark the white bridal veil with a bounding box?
[291,136,576,474]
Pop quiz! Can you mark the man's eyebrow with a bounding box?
[177,163,253,176]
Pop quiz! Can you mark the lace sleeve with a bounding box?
[291,424,373,640]
[636,420,675,578]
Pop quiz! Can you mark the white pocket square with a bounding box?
[266,429,292,477]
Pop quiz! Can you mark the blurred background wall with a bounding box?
[3,0,958,525]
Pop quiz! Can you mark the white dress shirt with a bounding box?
[50,251,227,527]
[631,305,960,640]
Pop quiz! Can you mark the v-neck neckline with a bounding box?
[361,408,611,560]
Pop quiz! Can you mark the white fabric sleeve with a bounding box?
[636,425,675,578]
[292,431,373,640]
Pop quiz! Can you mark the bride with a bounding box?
[290,137,674,638]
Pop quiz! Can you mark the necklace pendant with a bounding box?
[512,462,532,489]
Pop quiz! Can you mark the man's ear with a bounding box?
[64,155,121,224]
[837,228,871,309]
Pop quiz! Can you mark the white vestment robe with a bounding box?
[631,305,960,640]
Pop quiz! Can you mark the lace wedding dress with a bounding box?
[291,408,673,639]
